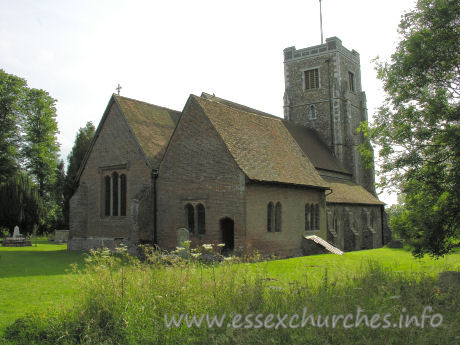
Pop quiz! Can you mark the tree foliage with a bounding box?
[63,122,95,226]
[0,173,43,235]
[0,70,26,182]
[22,88,60,199]
[0,69,62,233]
[364,0,460,257]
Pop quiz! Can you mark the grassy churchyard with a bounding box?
[0,241,459,344]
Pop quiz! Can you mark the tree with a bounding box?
[20,88,61,233]
[0,70,62,233]
[63,122,95,226]
[363,0,460,257]
[0,69,26,182]
[22,88,60,199]
[0,173,43,235]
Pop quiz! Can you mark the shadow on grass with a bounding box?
[0,250,86,278]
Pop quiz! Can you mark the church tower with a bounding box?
[283,37,375,194]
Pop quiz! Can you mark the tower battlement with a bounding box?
[284,37,360,64]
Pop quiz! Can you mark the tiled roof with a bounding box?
[324,176,384,205]
[201,93,350,176]
[114,95,181,168]
[193,95,329,189]
[282,121,351,175]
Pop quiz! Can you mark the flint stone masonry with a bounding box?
[284,36,375,195]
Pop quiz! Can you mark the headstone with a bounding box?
[176,228,189,247]
[54,230,69,243]
[13,226,20,239]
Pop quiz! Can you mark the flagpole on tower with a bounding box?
[319,0,324,44]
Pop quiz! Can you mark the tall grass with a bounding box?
[2,246,459,345]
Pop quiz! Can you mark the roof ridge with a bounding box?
[113,94,180,113]
[199,93,283,122]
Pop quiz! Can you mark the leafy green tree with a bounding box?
[0,69,26,182]
[63,122,95,226]
[21,88,60,200]
[0,173,43,235]
[363,0,459,257]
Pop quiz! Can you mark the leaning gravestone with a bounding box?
[13,225,21,239]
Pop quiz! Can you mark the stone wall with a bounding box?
[283,37,375,195]
[325,203,383,251]
[157,97,246,250]
[245,183,326,257]
[69,182,88,239]
[68,99,153,251]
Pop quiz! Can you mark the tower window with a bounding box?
[304,68,319,90]
[348,71,355,92]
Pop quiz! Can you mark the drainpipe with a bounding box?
[152,168,159,245]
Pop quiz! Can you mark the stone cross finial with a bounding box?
[116,84,122,95]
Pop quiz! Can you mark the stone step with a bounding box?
[303,235,344,255]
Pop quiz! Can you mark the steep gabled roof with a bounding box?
[324,176,384,205]
[114,95,181,168]
[193,95,328,189]
[75,94,180,182]
[201,93,351,176]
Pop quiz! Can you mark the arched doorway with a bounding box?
[220,217,234,254]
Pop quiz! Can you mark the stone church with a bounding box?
[69,37,391,256]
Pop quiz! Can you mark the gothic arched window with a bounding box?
[275,202,282,232]
[267,202,274,232]
[185,204,195,234]
[305,204,311,231]
[197,203,206,234]
[112,172,119,216]
[313,204,320,230]
[103,171,127,217]
[120,174,127,216]
[104,175,111,216]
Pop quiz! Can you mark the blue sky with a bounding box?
[0,0,418,204]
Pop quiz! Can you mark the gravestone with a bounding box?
[176,228,190,247]
[54,230,69,243]
[13,226,21,239]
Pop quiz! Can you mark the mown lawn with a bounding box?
[0,239,86,333]
[0,241,459,343]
